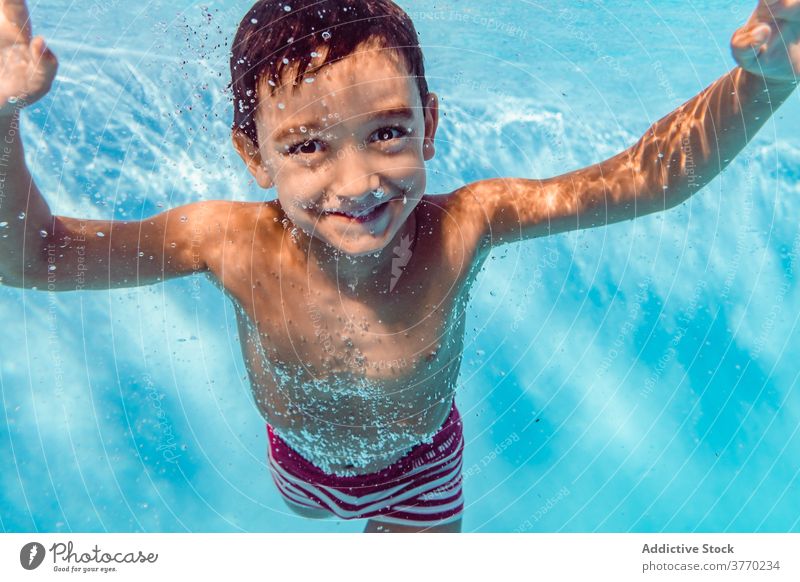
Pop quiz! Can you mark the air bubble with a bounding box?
[283,57,290,64]
[322,31,331,40]
[278,103,286,110]
[371,187,386,199]
[180,215,188,222]
[251,18,258,24]
[283,5,292,11]
[304,77,315,84]
[18,212,25,219]
[39,229,48,238]
[0,221,7,227]
[97,232,105,237]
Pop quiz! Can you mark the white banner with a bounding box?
[1,534,798,581]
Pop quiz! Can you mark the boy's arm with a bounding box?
[1,112,225,291]
[461,0,798,251]
[0,0,223,291]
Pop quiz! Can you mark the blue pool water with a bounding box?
[1,0,799,532]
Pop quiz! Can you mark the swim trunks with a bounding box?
[266,400,464,527]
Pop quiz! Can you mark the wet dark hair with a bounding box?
[229,0,429,148]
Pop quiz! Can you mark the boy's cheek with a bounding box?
[274,178,323,211]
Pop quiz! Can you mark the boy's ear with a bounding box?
[232,129,274,189]
[422,92,439,162]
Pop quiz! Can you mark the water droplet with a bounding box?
[322,31,332,41]
[0,221,7,227]
[180,215,188,222]
[371,187,385,199]
[402,194,407,204]
[138,251,145,257]
[8,96,17,104]
[278,102,286,110]
[310,51,319,58]
[300,126,307,133]
[170,242,177,248]
[48,264,56,272]
[250,18,258,24]
[18,212,25,219]
[282,57,290,65]
[283,4,292,11]
[39,229,48,238]
[304,77,315,84]
[96,232,105,237]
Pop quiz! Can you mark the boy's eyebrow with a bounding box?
[271,106,415,142]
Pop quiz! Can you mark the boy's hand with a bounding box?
[0,0,57,117]
[732,0,800,82]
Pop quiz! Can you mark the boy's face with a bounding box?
[233,43,438,258]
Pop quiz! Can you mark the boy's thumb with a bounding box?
[30,36,58,75]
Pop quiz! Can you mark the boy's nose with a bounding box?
[328,149,380,204]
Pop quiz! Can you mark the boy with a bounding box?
[0,0,797,533]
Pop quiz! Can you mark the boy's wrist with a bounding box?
[739,67,798,103]
[0,108,21,141]
[742,67,799,91]
[0,99,27,123]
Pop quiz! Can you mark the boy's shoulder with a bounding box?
[418,189,489,263]
[425,186,490,231]
[195,199,282,232]
[192,199,283,268]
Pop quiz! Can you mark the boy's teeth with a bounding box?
[335,204,382,218]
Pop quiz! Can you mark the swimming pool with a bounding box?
[1,0,799,532]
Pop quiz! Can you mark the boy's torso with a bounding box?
[204,192,487,476]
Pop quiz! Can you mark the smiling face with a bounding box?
[233,42,438,258]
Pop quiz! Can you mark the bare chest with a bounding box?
[222,229,476,428]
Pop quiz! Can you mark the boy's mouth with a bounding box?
[323,200,391,223]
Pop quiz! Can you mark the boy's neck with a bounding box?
[290,206,419,292]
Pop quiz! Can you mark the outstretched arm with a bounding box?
[0,0,223,291]
[461,0,798,250]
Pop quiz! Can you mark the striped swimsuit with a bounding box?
[266,401,465,527]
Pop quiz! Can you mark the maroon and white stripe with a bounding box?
[266,403,465,527]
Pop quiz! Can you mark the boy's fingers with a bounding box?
[750,23,773,46]
[731,23,771,69]
[0,0,33,40]
[732,22,771,52]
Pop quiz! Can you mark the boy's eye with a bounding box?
[372,126,407,142]
[286,140,323,155]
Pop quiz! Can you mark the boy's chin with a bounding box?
[323,235,392,258]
